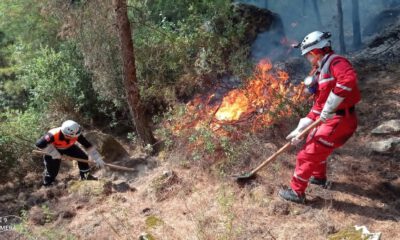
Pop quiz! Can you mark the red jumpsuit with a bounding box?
[290,53,361,195]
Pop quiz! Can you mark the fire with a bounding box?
[215,90,249,121]
[170,58,306,135]
[213,59,304,126]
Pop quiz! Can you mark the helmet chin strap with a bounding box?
[317,53,332,68]
[317,57,324,67]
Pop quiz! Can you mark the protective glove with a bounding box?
[43,144,62,159]
[87,147,105,168]
[320,91,344,121]
[286,117,314,145]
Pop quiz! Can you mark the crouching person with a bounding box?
[36,120,105,186]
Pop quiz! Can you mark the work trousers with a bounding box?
[290,112,357,195]
[43,145,90,185]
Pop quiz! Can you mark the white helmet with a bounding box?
[300,31,331,55]
[61,120,82,138]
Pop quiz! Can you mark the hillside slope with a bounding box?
[0,64,398,240]
[2,19,400,239]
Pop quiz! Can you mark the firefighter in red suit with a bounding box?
[279,31,361,203]
[36,120,105,186]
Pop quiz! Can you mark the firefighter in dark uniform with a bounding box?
[36,120,105,186]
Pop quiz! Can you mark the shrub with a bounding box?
[131,0,251,110]
[19,43,98,117]
[0,109,46,180]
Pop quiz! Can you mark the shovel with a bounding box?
[234,118,322,183]
[32,149,136,171]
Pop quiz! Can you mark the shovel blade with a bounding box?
[233,173,257,184]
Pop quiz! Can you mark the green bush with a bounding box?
[0,109,45,179]
[132,0,250,109]
[0,0,60,50]
[19,43,98,117]
[0,42,100,179]
[36,0,251,124]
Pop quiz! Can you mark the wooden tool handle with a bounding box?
[32,149,136,171]
[249,119,322,175]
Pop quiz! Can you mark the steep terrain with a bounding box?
[0,62,398,240]
[1,16,400,240]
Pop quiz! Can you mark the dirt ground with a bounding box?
[0,67,399,240]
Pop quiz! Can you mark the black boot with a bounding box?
[310,176,328,187]
[43,174,55,187]
[85,174,98,181]
[279,187,306,204]
[80,172,98,181]
[43,181,54,187]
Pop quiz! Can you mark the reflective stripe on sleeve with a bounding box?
[319,77,335,84]
[312,110,321,115]
[336,83,352,91]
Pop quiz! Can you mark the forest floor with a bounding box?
[0,64,399,240]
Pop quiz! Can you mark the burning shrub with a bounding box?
[158,59,309,174]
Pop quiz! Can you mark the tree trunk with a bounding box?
[311,0,323,28]
[337,0,346,54]
[113,0,156,146]
[351,0,362,49]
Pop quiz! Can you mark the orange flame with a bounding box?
[212,59,304,127]
[170,58,307,135]
[215,90,250,121]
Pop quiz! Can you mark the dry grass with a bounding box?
[4,68,400,240]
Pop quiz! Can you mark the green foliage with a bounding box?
[0,31,13,68]
[0,41,100,178]
[0,31,20,110]
[50,0,126,113]
[141,0,230,23]
[216,132,263,176]
[0,0,60,50]
[41,204,54,224]
[145,215,164,229]
[131,0,250,108]
[19,43,97,116]
[217,187,238,240]
[25,0,252,125]
[0,0,254,179]
[154,113,175,150]
[0,0,61,113]
[328,227,365,240]
[127,131,139,145]
[0,109,45,175]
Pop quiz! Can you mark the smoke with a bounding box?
[239,0,392,59]
[251,31,287,61]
